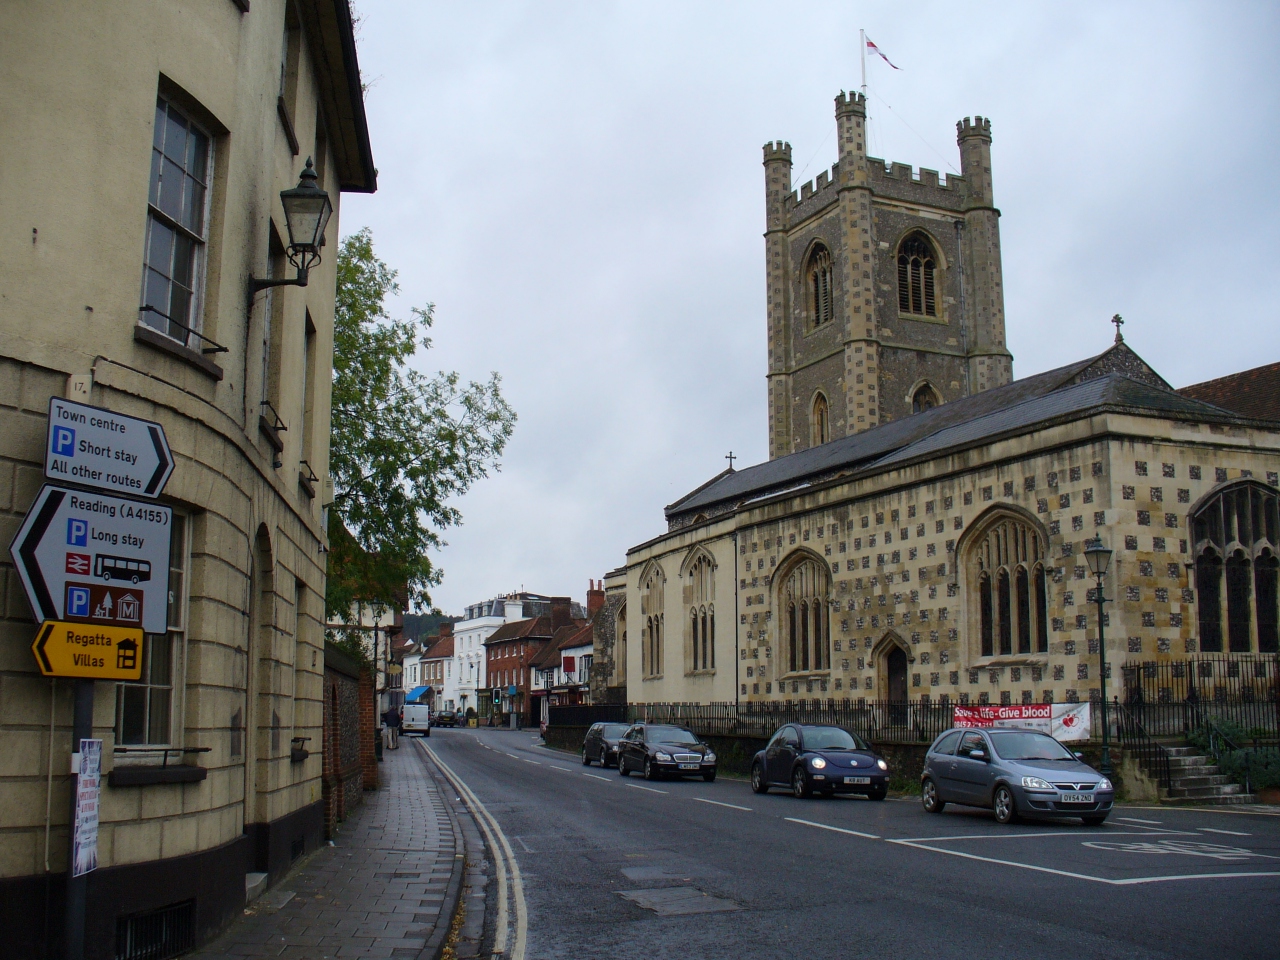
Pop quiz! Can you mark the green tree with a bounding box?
[326,228,514,619]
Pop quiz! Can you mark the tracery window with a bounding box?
[912,384,939,414]
[897,233,938,318]
[642,567,665,676]
[685,552,716,672]
[811,393,830,447]
[1192,482,1280,653]
[969,515,1048,657]
[806,244,834,327]
[781,557,831,674]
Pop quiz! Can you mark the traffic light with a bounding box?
[493,687,501,704]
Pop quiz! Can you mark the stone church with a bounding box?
[597,92,1280,710]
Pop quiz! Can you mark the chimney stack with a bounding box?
[587,579,605,618]
[550,596,573,631]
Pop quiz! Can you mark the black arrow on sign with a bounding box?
[33,622,55,673]
[18,488,64,621]
[145,425,170,496]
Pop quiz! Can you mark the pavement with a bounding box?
[185,741,481,960]
[428,726,1280,960]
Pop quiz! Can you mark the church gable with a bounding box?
[1062,338,1171,392]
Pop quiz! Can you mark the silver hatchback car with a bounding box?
[920,727,1114,825]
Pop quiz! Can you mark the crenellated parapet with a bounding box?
[956,116,992,142]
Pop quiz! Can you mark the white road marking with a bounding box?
[419,741,528,960]
[507,753,520,759]
[583,773,612,782]
[625,783,669,794]
[785,818,879,839]
[1115,816,1163,825]
[522,758,541,765]
[1199,827,1252,837]
[548,766,573,773]
[887,838,1280,885]
[693,798,752,811]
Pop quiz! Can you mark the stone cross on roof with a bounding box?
[1112,314,1124,344]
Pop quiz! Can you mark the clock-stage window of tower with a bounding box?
[897,233,938,318]
[806,245,834,327]
[811,393,830,447]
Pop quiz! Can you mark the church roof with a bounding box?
[1177,361,1280,422]
[664,343,1254,525]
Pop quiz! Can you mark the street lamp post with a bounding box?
[1084,537,1114,777]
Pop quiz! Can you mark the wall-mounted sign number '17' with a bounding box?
[45,397,173,498]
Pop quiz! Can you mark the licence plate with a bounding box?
[844,776,871,785]
[1060,793,1092,803]
[678,763,698,770]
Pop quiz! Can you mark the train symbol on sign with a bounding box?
[94,555,151,583]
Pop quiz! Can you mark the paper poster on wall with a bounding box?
[71,738,102,877]
[952,702,1092,741]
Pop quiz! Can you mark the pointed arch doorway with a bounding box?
[886,646,908,702]
[872,632,911,727]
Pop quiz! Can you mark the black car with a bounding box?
[617,723,717,781]
[751,724,889,799]
[582,722,630,768]
[432,710,458,728]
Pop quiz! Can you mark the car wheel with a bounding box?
[644,757,659,781]
[1082,815,1108,826]
[751,763,769,794]
[619,755,631,776]
[703,770,716,782]
[868,785,887,801]
[993,784,1018,824]
[791,766,812,799]
[582,748,591,766]
[921,778,945,813]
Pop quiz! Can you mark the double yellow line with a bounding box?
[420,740,528,960]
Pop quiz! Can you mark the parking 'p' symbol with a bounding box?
[67,519,87,546]
[52,426,76,457]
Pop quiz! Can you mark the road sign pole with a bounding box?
[64,678,93,960]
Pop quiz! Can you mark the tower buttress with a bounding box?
[957,117,1011,391]
[836,91,881,436]
[763,141,794,459]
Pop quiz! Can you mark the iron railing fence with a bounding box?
[550,701,954,743]
[1121,656,1280,738]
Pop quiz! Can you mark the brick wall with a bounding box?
[322,644,365,837]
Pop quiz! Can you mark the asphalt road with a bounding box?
[418,727,1280,960]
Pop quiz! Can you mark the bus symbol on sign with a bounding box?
[95,555,151,583]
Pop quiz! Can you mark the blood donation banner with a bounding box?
[952,702,1092,741]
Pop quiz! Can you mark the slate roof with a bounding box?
[530,621,592,669]
[1178,361,1280,422]
[665,344,1258,525]
[484,616,557,645]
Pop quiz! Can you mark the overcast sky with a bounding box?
[341,2,1280,616]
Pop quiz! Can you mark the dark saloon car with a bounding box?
[582,722,630,768]
[432,710,458,728]
[617,724,717,781]
[920,727,1114,825]
[751,724,889,799]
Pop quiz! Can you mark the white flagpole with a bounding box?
[860,28,867,96]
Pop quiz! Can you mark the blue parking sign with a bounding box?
[52,426,76,457]
[67,518,87,546]
[67,586,90,618]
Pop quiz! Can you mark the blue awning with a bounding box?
[405,686,432,703]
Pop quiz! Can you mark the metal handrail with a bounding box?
[114,745,211,768]
[1113,702,1173,791]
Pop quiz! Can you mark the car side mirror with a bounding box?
[786,740,799,749]
[1074,752,1084,760]
[969,750,987,762]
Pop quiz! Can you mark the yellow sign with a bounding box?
[32,621,144,680]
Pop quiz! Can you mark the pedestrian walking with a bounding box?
[383,705,401,749]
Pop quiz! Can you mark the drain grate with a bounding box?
[115,899,195,960]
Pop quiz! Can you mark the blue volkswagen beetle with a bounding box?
[751,724,889,799]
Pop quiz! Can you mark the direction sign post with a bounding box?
[45,397,174,498]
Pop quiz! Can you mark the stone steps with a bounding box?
[1142,745,1257,805]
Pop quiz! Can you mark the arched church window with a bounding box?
[806,244,834,327]
[811,393,830,446]
[1192,482,1280,653]
[968,513,1049,658]
[642,567,665,676]
[685,551,716,671]
[912,383,940,414]
[781,556,831,674]
[897,233,938,317]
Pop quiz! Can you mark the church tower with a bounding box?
[764,92,1012,459]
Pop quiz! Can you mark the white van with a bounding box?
[402,702,432,736]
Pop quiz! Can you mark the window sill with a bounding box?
[641,674,664,681]
[684,669,717,677]
[277,95,299,155]
[898,312,947,326]
[108,764,207,787]
[259,415,285,453]
[134,325,224,381]
[298,471,316,499]
[778,669,832,680]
